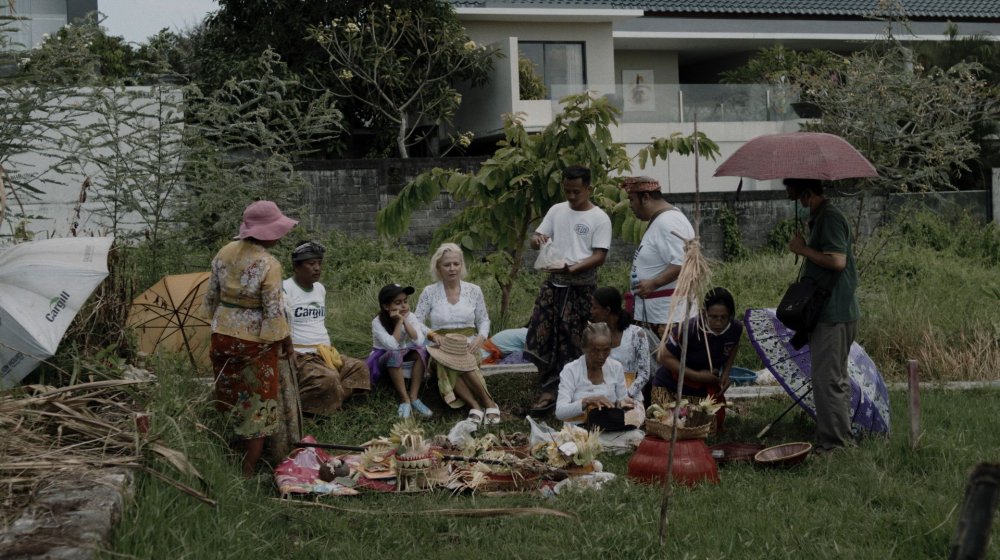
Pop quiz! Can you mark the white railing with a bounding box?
[543,83,800,123]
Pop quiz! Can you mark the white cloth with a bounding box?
[282,278,330,352]
[535,202,612,265]
[629,208,696,324]
[610,324,651,402]
[371,313,425,351]
[555,356,627,422]
[414,281,490,339]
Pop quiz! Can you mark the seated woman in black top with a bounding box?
[653,287,743,429]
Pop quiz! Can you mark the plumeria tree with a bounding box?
[376,93,718,315]
[309,3,496,158]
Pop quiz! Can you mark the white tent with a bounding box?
[0,237,113,389]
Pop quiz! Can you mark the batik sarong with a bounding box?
[210,333,281,440]
[524,280,596,390]
[293,351,371,415]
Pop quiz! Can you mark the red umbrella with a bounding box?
[714,132,878,181]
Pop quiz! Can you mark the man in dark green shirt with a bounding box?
[785,178,860,453]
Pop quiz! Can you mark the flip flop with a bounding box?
[467,409,484,425]
[484,407,501,425]
[529,393,557,414]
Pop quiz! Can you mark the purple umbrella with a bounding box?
[744,308,890,435]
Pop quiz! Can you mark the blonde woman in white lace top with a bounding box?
[415,243,499,424]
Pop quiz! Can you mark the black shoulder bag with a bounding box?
[776,233,841,336]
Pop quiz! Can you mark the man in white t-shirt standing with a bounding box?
[622,176,695,398]
[284,241,370,415]
[526,165,612,413]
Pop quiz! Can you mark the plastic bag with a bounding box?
[533,240,566,271]
[527,415,560,447]
[447,419,481,447]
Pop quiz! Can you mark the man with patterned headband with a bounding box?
[622,176,695,399]
[283,240,370,414]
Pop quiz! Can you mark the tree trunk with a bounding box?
[500,247,522,318]
[397,112,409,158]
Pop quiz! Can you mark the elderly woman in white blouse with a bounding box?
[415,243,500,424]
[556,322,636,423]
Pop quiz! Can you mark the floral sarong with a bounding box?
[211,333,281,440]
[524,281,596,390]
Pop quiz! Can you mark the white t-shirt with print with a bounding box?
[630,209,696,325]
[282,278,330,351]
[536,202,612,265]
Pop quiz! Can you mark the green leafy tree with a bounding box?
[913,24,1000,188]
[179,49,344,246]
[376,93,718,315]
[309,3,496,158]
[795,43,999,192]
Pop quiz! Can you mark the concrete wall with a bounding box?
[617,120,800,194]
[298,158,992,261]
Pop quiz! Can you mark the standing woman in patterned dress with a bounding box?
[204,201,297,478]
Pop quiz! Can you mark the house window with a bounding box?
[519,42,586,99]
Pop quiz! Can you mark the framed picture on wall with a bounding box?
[623,69,655,111]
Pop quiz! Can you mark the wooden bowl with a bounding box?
[710,442,765,464]
[754,442,812,467]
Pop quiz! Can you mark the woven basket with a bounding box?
[650,386,719,437]
[645,418,712,440]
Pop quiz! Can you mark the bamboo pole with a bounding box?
[658,113,705,545]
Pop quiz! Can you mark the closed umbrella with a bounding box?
[0,237,113,389]
[127,272,212,370]
[714,132,878,181]
[744,308,890,435]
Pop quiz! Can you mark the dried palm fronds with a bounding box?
[0,378,210,526]
[274,498,577,520]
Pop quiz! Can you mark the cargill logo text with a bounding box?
[46,291,70,322]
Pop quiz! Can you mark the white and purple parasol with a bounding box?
[744,308,891,435]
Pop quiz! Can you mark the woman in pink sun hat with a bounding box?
[204,200,298,478]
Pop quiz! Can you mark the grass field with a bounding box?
[108,353,999,560]
[102,210,999,559]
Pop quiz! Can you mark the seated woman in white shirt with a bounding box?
[556,322,636,423]
[415,243,500,425]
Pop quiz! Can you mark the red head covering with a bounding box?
[620,176,661,193]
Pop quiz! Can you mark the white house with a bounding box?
[449,0,1000,193]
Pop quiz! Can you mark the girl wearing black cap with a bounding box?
[367,284,432,418]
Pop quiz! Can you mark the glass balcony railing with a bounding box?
[544,83,801,123]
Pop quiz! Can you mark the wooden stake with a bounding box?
[907,359,921,450]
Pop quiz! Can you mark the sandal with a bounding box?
[484,407,501,425]
[467,409,484,425]
[529,392,557,414]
